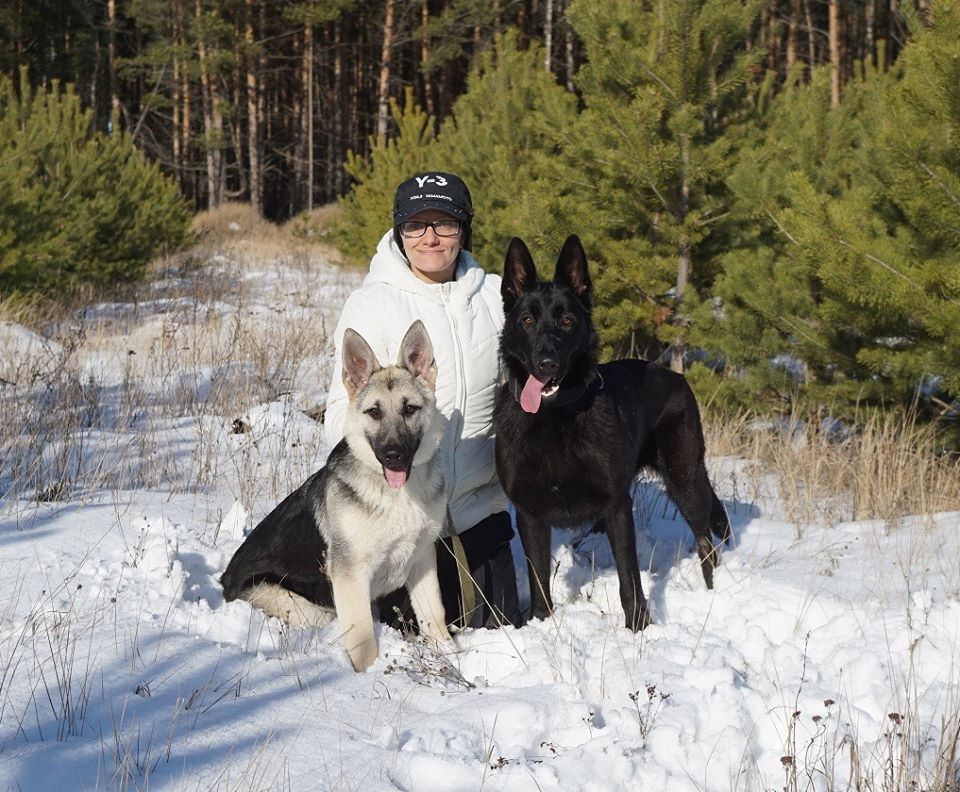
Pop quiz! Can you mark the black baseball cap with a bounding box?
[393,172,473,225]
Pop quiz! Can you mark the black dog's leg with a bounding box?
[711,491,732,545]
[516,510,554,622]
[604,498,650,631]
[654,393,730,590]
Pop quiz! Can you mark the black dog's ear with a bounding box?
[502,237,539,312]
[554,234,592,307]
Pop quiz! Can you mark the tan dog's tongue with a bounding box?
[384,467,408,489]
[520,375,547,413]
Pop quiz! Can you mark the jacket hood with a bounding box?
[365,230,485,300]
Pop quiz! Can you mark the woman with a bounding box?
[324,172,520,629]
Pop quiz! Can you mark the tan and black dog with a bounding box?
[220,321,450,671]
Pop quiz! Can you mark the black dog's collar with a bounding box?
[510,367,604,409]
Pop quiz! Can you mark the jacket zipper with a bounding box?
[440,283,467,528]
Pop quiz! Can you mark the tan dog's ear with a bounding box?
[342,329,381,399]
[397,320,437,391]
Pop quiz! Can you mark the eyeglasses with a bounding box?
[398,219,462,238]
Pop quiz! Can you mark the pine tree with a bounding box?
[690,66,883,409]
[697,0,960,419]
[0,71,190,293]
[432,30,576,266]
[334,89,441,264]
[333,32,575,270]
[555,0,762,364]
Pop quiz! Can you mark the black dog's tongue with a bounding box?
[520,375,549,413]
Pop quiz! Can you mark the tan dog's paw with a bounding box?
[344,635,379,672]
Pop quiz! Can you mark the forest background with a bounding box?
[1,0,959,442]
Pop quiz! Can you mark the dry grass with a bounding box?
[0,225,343,505]
[190,201,347,267]
[704,407,960,529]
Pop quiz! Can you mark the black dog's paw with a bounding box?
[697,537,723,590]
[626,605,652,631]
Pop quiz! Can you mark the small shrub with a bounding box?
[0,69,190,294]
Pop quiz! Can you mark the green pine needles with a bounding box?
[0,70,189,294]
[697,0,960,421]
[335,0,960,429]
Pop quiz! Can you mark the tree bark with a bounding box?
[290,27,303,215]
[304,10,314,210]
[671,138,692,375]
[376,0,395,141]
[828,0,842,108]
[245,0,262,215]
[333,19,345,196]
[786,0,799,73]
[544,0,553,73]
[172,0,184,190]
[803,0,816,69]
[420,0,434,116]
[195,0,224,209]
[865,0,876,69]
[107,0,122,123]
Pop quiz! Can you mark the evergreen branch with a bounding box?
[765,210,799,246]
[603,112,673,214]
[648,181,672,216]
[929,394,957,417]
[637,61,679,103]
[918,161,960,214]
[775,313,831,352]
[699,210,730,226]
[131,63,168,144]
[833,238,912,283]
[609,270,674,309]
[834,238,960,310]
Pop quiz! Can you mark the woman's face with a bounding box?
[400,209,462,284]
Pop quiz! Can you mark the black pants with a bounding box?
[379,511,521,630]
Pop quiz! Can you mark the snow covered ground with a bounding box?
[0,248,957,791]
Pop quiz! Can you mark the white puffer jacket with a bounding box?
[325,230,509,534]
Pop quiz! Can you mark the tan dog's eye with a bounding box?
[364,405,382,420]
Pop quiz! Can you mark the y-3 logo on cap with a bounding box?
[415,174,448,188]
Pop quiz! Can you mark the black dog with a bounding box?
[494,235,731,630]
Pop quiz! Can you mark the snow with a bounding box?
[1,251,958,791]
